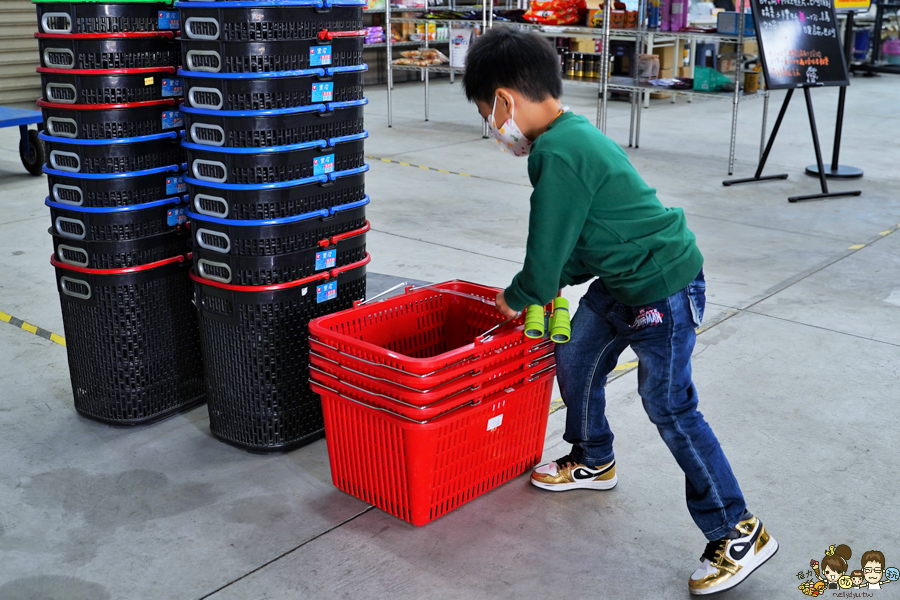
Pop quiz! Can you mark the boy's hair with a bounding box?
[463,28,562,104]
[862,550,885,568]
[851,570,864,578]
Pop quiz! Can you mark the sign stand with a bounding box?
[724,0,862,201]
[723,86,861,201]
[805,3,870,179]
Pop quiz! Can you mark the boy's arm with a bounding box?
[504,153,593,312]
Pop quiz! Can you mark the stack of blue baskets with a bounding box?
[35,1,206,425]
[178,0,371,452]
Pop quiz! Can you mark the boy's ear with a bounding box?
[495,88,515,110]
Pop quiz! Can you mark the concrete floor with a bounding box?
[1,74,899,600]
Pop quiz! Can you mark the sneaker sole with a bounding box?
[689,536,779,596]
[530,474,618,492]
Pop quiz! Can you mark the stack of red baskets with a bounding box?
[308,281,557,526]
[34,2,205,425]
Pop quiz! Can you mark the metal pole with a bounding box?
[628,91,636,146]
[760,90,769,159]
[387,0,393,127]
[598,0,612,132]
[728,10,746,175]
[831,11,854,169]
[804,87,829,194]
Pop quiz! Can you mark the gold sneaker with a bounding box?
[530,454,617,491]
[688,512,779,596]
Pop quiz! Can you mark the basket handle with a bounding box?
[330,252,370,277]
[41,12,72,34]
[59,276,91,300]
[310,354,482,397]
[308,337,484,379]
[56,244,89,268]
[318,220,369,247]
[197,259,232,284]
[317,29,368,41]
[309,379,481,425]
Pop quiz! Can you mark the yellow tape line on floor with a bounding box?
[368,156,473,178]
[0,311,66,347]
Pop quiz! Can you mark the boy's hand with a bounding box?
[495,291,518,319]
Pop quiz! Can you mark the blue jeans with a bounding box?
[555,271,746,541]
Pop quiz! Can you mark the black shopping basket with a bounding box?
[191,253,369,452]
[37,32,181,70]
[46,195,189,241]
[179,65,365,111]
[52,228,191,269]
[181,98,365,147]
[38,98,183,139]
[40,130,184,174]
[183,131,365,185]
[178,1,363,42]
[53,254,205,425]
[189,197,368,285]
[38,66,183,105]
[181,34,364,74]
[36,3,179,35]
[44,163,186,208]
[185,164,366,220]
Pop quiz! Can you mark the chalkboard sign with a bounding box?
[751,0,850,89]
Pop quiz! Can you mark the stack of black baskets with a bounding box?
[178,0,370,452]
[34,0,206,424]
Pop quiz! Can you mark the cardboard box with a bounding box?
[571,37,598,52]
[677,66,692,78]
[654,45,677,70]
[716,11,755,36]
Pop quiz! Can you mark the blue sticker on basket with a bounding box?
[316,280,337,303]
[310,45,332,67]
[161,110,183,130]
[165,175,186,195]
[167,207,187,226]
[313,154,335,176]
[162,78,183,97]
[158,10,179,30]
[315,248,337,270]
[311,82,334,103]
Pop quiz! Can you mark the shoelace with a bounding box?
[701,539,728,564]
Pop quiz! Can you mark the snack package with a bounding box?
[524,0,586,25]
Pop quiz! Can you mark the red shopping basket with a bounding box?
[307,280,548,383]
[313,368,555,526]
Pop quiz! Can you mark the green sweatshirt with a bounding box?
[504,111,704,311]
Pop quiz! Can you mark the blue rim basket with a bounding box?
[183,131,366,184]
[191,252,369,452]
[179,64,365,111]
[43,163,187,208]
[181,98,366,147]
[46,195,190,241]
[40,130,185,174]
[53,253,205,425]
[186,164,366,220]
[189,196,368,285]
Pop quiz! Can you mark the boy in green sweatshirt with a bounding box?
[462,28,777,595]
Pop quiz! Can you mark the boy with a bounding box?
[462,28,778,595]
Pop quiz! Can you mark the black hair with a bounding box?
[463,28,562,104]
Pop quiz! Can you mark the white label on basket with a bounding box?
[310,45,332,67]
[313,154,335,176]
[167,207,187,227]
[311,82,334,102]
[315,248,336,270]
[487,414,504,431]
[161,110,183,130]
[158,10,179,30]
[162,78,183,97]
[316,281,337,303]
[166,175,186,195]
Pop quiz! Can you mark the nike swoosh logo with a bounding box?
[572,468,599,480]
[729,523,762,561]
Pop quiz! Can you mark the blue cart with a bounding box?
[0,107,45,176]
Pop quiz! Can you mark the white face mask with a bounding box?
[489,96,532,157]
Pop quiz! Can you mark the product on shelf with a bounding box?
[392,48,448,66]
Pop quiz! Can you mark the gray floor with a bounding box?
[1,75,899,600]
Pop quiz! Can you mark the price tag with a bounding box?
[165,176,186,195]
[158,10,179,30]
[167,207,187,226]
[313,154,335,176]
[316,281,337,303]
[310,45,333,66]
[311,82,334,102]
[144,77,154,86]
[315,249,337,270]
[162,78,183,97]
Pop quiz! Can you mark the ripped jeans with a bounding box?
[555,271,747,541]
